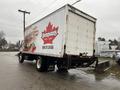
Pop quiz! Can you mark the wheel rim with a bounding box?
[37,59,41,69]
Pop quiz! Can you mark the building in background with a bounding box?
[95,41,110,56]
[95,41,120,57]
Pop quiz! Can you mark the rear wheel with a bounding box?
[117,59,120,65]
[18,53,24,63]
[36,57,48,72]
[57,60,68,72]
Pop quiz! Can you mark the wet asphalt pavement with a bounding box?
[0,52,120,90]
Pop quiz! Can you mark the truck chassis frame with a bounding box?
[18,52,98,72]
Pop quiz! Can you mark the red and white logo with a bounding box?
[41,22,59,44]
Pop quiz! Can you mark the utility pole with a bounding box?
[72,0,82,5]
[18,10,30,36]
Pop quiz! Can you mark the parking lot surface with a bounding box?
[0,52,120,90]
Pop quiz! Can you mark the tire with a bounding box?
[36,57,48,72]
[57,60,68,72]
[18,54,24,63]
[117,59,120,65]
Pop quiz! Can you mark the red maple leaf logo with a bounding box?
[41,22,59,44]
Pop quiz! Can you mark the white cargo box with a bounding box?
[22,4,96,58]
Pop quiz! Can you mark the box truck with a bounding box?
[18,4,98,72]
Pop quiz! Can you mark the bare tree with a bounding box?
[0,31,7,49]
[0,31,5,40]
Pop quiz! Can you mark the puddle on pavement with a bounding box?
[44,63,120,88]
[75,64,120,87]
[84,63,120,80]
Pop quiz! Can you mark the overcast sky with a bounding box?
[0,0,120,43]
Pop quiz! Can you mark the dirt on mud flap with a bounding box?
[95,60,110,72]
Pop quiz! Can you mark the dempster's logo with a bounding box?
[41,22,59,44]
